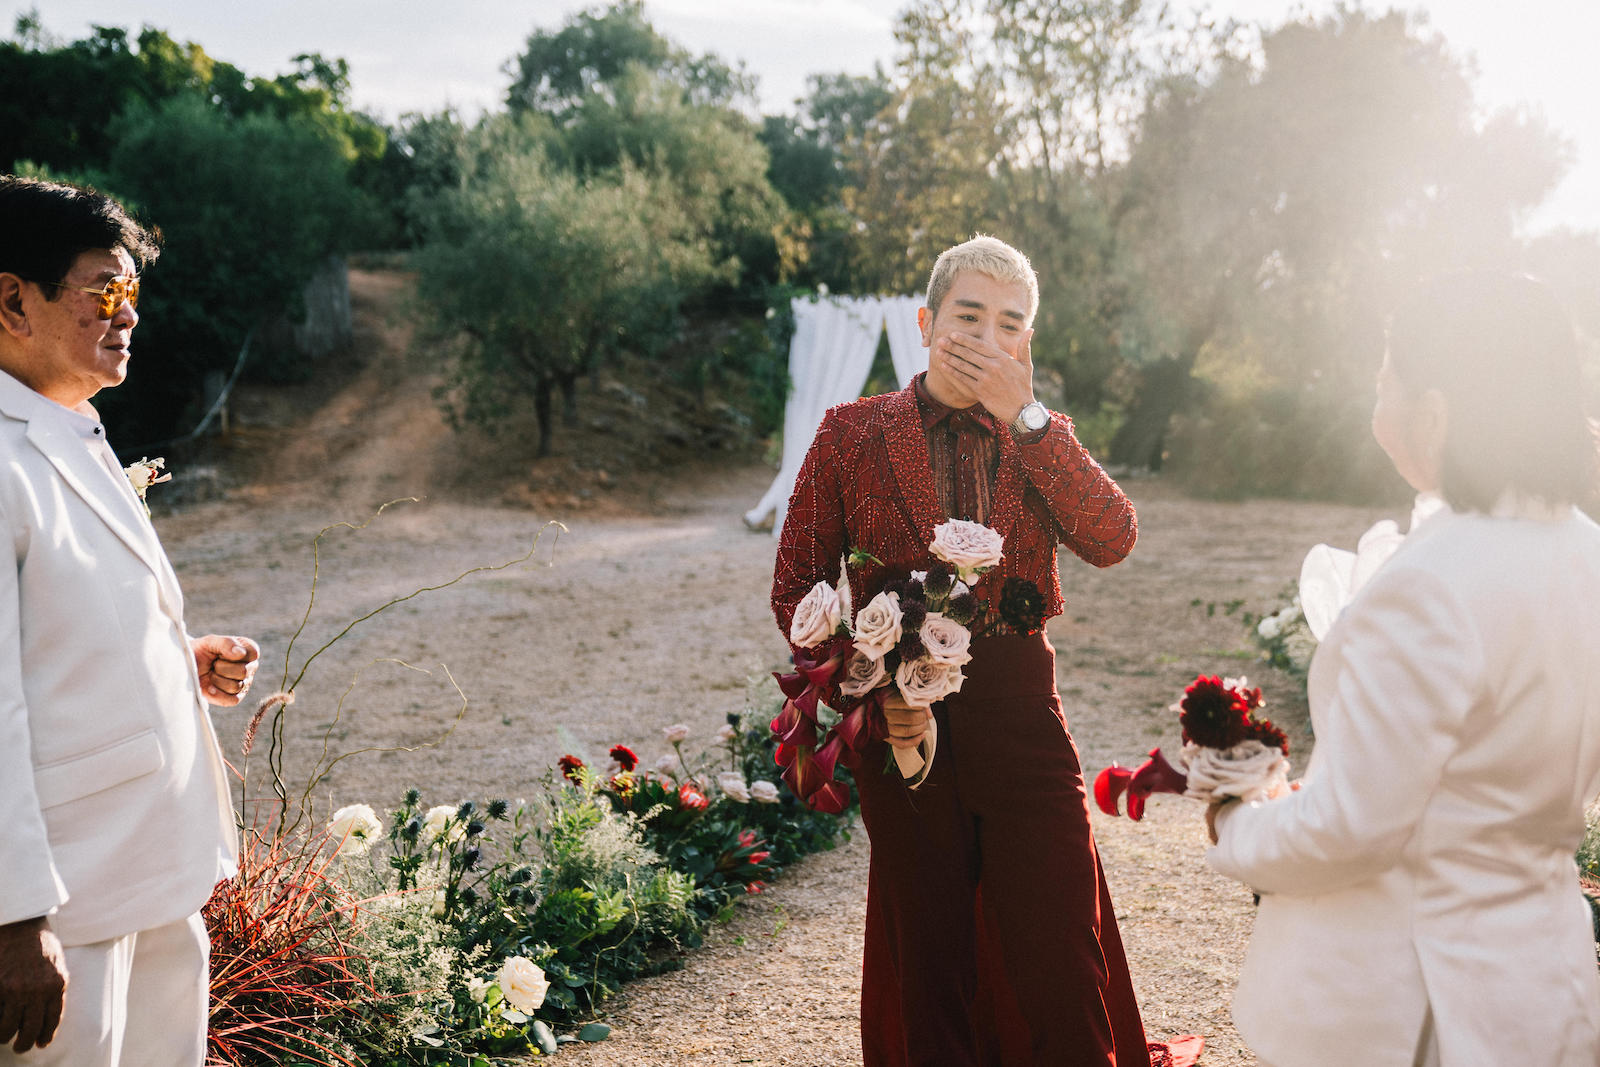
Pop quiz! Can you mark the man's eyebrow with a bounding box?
[953,298,1025,321]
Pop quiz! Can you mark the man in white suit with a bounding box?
[0,176,259,1065]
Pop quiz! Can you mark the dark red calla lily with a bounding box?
[1094,747,1188,821]
[812,733,847,780]
[810,779,851,814]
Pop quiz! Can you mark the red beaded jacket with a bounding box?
[772,375,1138,642]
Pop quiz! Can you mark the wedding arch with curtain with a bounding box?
[745,294,927,536]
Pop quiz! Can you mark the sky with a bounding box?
[14,0,1598,233]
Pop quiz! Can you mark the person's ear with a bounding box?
[0,274,32,340]
[917,305,932,347]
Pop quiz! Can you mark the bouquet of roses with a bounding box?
[773,520,1005,812]
[1094,675,1291,821]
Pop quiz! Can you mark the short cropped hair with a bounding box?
[0,175,160,293]
[1386,271,1597,512]
[926,235,1039,323]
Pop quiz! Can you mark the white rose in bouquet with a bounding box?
[895,657,965,707]
[839,648,888,696]
[929,519,1004,583]
[1180,740,1291,804]
[328,803,382,856]
[663,723,690,745]
[750,780,781,803]
[497,955,550,1013]
[789,581,843,647]
[717,772,752,803]
[852,591,904,658]
[919,613,972,667]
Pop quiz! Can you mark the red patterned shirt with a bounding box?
[773,373,1137,640]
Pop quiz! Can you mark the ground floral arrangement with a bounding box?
[206,708,853,1066]
[198,505,854,1066]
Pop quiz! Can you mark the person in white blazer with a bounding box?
[1207,272,1600,1067]
[0,176,260,1065]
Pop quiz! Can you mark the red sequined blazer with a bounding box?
[772,379,1137,640]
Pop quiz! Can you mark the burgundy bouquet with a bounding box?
[1095,675,1291,821]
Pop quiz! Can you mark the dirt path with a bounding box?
[155,270,1397,1064]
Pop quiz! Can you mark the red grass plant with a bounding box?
[204,825,377,1067]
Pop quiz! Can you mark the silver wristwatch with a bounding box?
[1013,400,1049,434]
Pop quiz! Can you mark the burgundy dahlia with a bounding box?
[998,577,1046,635]
[558,754,585,782]
[609,744,639,771]
[1178,675,1250,749]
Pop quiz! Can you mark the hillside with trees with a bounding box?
[4,0,1595,501]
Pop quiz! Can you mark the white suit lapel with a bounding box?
[5,389,186,624]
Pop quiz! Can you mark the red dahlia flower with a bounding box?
[1178,675,1250,749]
[558,754,585,782]
[609,744,638,771]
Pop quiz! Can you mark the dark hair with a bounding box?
[0,175,161,292]
[1386,271,1597,512]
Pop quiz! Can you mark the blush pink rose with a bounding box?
[895,657,965,706]
[790,581,844,647]
[929,519,1004,582]
[919,613,972,667]
[852,591,903,658]
[839,648,889,696]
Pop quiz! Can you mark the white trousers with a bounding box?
[0,912,208,1067]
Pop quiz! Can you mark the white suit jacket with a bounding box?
[1209,504,1600,1067]
[0,369,236,947]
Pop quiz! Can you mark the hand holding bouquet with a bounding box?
[1095,675,1291,821]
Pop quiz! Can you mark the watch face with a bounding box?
[1023,403,1048,430]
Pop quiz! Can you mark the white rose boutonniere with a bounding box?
[123,456,171,509]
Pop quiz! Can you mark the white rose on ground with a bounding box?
[919,613,972,667]
[852,591,903,658]
[497,956,550,1013]
[895,657,965,706]
[663,723,690,745]
[328,803,382,856]
[717,772,751,803]
[929,519,1004,582]
[466,976,491,1003]
[1257,614,1283,640]
[422,804,463,844]
[839,648,888,696]
[789,581,843,647]
[750,780,781,803]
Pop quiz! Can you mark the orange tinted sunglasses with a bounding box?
[37,275,140,319]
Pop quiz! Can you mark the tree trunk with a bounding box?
[534,379,553,458]
[559,371,579,426]
[1109,351,1198,471]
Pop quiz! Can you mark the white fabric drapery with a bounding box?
[745,295,925,536]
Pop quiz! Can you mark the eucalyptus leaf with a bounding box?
[578,1022,612,1042]
[532,1020,559,1055]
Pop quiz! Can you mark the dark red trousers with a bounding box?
[854,633,1151,1067]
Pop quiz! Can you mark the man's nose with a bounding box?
[112,300,138,330]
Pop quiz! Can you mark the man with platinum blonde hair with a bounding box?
[774,235,1182,1065]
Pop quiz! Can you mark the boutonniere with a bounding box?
[124,456,171,508]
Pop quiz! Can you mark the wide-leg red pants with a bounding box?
[853,633,1151,1067]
